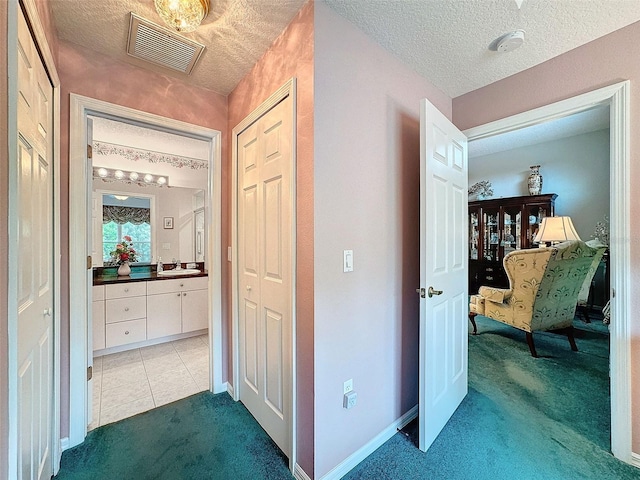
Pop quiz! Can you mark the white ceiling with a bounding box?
[469,105,610,158]
[49,1,640,97]
[50,0,307,95]
[324,0,640,98]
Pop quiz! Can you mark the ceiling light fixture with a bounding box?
[154,0,210,33]
[113,195,130,201]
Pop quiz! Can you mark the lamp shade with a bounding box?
[533,216,581,244]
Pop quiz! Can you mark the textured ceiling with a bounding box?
[50,1,640,98]
[469,105,610,158]
[324,0,640,97]
[50,0,307,95]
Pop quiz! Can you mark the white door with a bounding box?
[418,99,468,451]
[16,7,55,479]
[237,97,293,457]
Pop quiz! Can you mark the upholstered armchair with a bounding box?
[468,240,607,357]
[576,240,607,323]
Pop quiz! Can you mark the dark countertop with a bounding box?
[93,263,207,286]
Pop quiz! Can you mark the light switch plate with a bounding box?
[343,379,353,395]
[343,250,353,272]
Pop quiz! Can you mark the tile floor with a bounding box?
[89,334,210,430]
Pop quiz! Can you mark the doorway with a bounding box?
[462,81,631,462]
[67,95,223,448]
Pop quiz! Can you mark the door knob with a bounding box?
[428,286,443,298]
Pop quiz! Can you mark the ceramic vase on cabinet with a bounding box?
[528,165,543,195]
[117,262,131,276]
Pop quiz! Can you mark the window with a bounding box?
[103,221,152,263]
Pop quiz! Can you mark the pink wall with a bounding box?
[1,3,9,477]
[57,40,228,437]
[313,3,451,477]
[34,0,58,65]
[227,1,315,474]
[453,21,640,453]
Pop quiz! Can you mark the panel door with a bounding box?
[237,96,292,457]
[16,8,55,479]
[419,99,468,452]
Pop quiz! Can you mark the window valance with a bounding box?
[103,206,150,225]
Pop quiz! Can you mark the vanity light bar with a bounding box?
[93,167,169,188]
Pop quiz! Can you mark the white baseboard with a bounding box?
[212,381,227,394]
[60,437,70,452]
[631,452,640,468]
[319,405,418,480]
[294,463,312,480]
[226,382,234,397]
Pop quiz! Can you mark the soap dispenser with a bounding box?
[157,257,163,272]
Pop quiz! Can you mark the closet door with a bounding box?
[237,96,292,457]
[16,8,55,479]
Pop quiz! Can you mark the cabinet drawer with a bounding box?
[92,285,105,301]
[182,276,208,291]
[106,282,146,299]
[147,278,182,295]
[106,296,146,323]
[105,318,146,348]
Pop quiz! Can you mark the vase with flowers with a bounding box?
[110,235,138,276]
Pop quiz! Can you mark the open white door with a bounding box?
[15,7,55,478]
[418,99,468,451]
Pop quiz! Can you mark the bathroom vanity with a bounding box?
[92,263,208,355]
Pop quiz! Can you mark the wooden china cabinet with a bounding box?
[468,193,557,294]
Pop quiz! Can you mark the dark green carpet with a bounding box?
[344,315,639,480]
[55,392,293,480]
[56,315,639,480]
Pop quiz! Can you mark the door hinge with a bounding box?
[87,255,92,270]
[416,288,426,298]
[87,366,93,381]
[87,144,92,159]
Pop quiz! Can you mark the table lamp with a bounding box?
[533,216,581,246]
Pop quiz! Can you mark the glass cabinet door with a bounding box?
[525,204,551,247]
[482,207,500,262]
[501,206,521,257]
[469,208,480,260]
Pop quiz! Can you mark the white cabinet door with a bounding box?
[92,301,105,350]
[181,289,208,332]
[147,292,182,339]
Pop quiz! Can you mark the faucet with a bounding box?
[175,259,181,270]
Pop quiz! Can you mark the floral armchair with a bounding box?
[468,240,607,357]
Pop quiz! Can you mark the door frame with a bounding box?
[463,81,631,463]
[6,0,62,476]
[68,94,224,448]
[230,78,297,472]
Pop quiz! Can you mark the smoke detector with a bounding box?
[493,30,526,53]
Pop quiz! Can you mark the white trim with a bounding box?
[319,406,419,480]
[60,437,70,452]
[231,78,297,473]
[293,464,312,480]
[225,382,234,398]
[68,94,223,447]
[93,329,207,357]
[9,1,63,477]
[464,81,632,465]
[631,452,640,469]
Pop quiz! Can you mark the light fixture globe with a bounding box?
[154,0,210,33]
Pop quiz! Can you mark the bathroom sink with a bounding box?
[157,268,201,277]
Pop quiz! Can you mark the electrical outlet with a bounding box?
[343,391,357,409]
[343,379,353,395]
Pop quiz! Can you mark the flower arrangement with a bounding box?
[591,217,610,246]
[110,235,138,265]
[468,180,493,199]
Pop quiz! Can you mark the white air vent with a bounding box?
[127,13,205,75]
